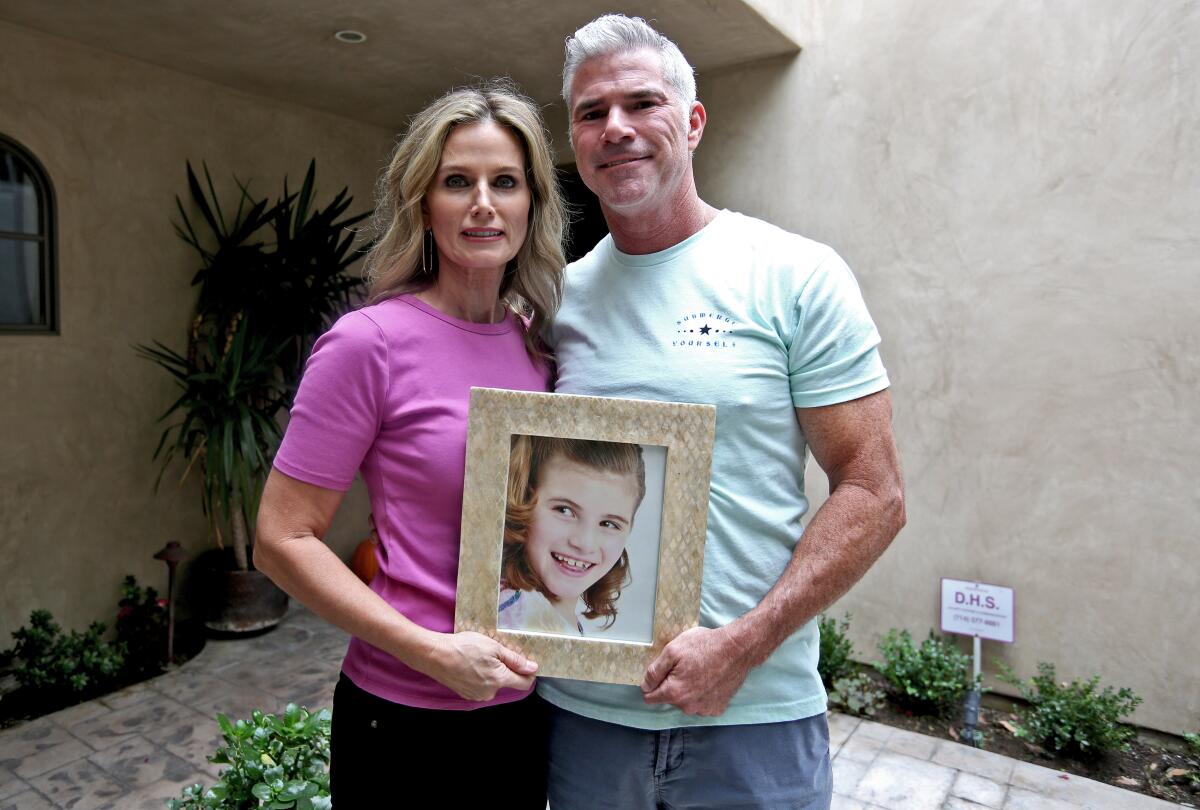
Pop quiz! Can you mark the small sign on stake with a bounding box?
[940,578,1015,749]
[940,579,1014,643]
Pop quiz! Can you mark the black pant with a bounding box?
[330,673,549,808]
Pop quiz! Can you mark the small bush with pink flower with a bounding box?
[116,574,170,677]
[1,575,193,725]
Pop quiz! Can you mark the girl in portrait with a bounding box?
[498,436,646,636]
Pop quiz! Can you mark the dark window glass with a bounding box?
[0,134,56,333]
[0,154,41,234]
[0,239,41,323]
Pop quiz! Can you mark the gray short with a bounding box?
[546,704,832,810]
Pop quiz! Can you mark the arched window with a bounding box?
[0,134,57,333]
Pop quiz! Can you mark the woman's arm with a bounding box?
[254,468,538,701]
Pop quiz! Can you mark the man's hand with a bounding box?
[641,626,754,716]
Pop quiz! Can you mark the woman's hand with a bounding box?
[257,473,537,702]
[422,631,538,701]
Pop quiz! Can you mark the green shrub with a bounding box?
[8,609,125,697]
[818,613,856,688]
[829,672,886,718]
[877,629,972,715]
[168,704,332,809]
[116,575,169,677]
[1183,733,1200,788]
[998,662,1142,758]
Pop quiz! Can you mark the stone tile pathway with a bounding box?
[0,607,1183,808]
[827,713,1183,809]
[0,607,340,809]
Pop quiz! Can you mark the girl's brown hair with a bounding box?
[502,435,646,627]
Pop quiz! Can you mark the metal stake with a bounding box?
[153,542,188,666]
[961,634,984,748]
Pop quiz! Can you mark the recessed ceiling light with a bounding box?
[334,30,367,44]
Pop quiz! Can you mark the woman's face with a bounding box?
[424,120,531,279]
[525,456,638,604]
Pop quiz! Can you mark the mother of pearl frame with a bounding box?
[455,387,715,685]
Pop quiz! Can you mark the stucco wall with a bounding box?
[0,22,391,643]
[694,1,1199,733]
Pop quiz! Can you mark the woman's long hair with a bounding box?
[502,435,646,627]
[363,79,565,358]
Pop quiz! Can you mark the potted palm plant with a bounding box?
[138,161,368,632]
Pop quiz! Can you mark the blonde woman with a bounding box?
[255,80,565,807]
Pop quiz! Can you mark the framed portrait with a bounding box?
[455,387,716,685]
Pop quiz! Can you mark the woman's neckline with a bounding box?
[396,294,513,335]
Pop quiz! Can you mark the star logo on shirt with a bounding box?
[671,311,738,349]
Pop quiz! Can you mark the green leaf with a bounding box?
[140,159,367,547]
[184,162,222,239]
[283,780,319,799]
[201,162,227,234]
[295,160,316,230]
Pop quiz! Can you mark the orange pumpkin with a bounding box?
[350,537,380,584]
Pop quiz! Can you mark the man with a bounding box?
[540,14,906,810]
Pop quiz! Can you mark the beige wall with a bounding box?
[0,22,390,642]
[3,1,1196,736]
[695,1,1200,733]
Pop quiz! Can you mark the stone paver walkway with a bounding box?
[0,607,342,809]
[0,607,1183,809]
[827,713,1181,809]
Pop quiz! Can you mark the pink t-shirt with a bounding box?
[273,294,550,709]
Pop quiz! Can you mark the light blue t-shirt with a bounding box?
[540,210,889,729]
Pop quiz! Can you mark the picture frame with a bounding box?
[455,387,716,685]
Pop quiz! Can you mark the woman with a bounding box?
[254,80,565,807]
[498,436,646,636]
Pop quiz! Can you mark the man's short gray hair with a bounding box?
[562,14,697,111]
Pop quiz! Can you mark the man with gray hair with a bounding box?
[540,13,906,809]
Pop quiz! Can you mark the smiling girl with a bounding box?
[498,436,646,636]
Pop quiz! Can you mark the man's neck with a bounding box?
[604,194,720,256]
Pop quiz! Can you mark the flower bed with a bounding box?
[0,576,205,730]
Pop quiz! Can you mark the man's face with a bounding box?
[568,48,703,216]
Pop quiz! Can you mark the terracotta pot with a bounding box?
[350,537,380,584]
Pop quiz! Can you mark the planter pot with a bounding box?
[205,568,289,634]
[349,536,380,584]
[190,548,289,634]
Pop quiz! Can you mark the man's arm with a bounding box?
[642,388,905,715]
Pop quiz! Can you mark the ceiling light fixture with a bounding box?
[334,30,367,44]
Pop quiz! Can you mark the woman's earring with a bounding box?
[422,229,432,274]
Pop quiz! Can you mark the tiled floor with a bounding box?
[0,607,1184,809]
[826,713,1182,809]
[0,607,341,810]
